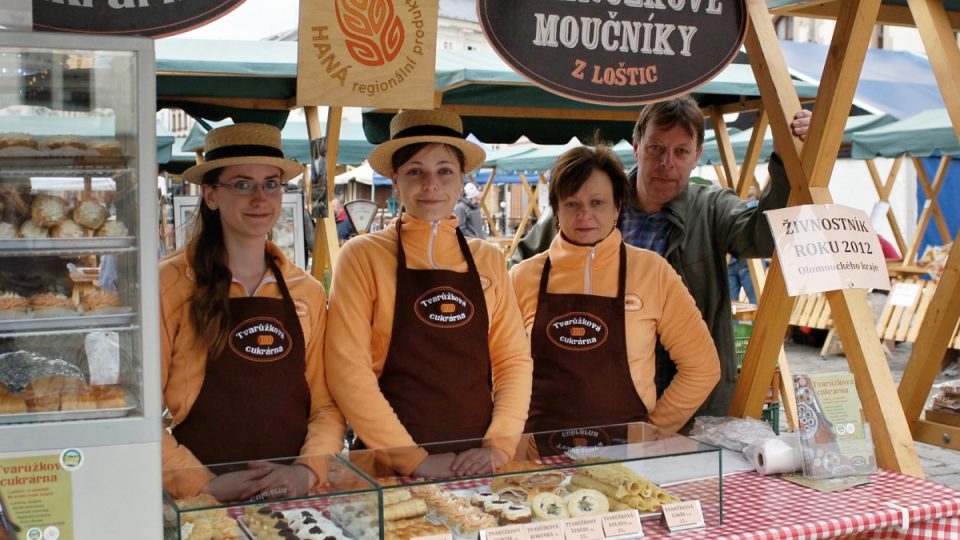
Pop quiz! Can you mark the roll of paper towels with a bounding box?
[750,434,803,475]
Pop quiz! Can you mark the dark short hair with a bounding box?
[390,142,466,172]
[632,96,705,149]
[548,145,630,214]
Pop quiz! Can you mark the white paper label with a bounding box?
[563,516,604,540]
[600,510,643,537]
[889,282,922,307]
[661,500,706,532]
[766,205,891,296]
[482,525,529,540]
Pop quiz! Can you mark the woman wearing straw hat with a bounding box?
[510,145,719,454]
[160,124,345,501]
[325,109,532,478]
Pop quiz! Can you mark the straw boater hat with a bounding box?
[182,123,302,184]
[367,109,486,177]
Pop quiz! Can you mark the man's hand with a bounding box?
[773,109,813,154]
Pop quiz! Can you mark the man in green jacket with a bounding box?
[512,96,810,420]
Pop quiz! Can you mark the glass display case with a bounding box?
[344,422,722,538]
[163,456,380,540]
[167,423,721,539]
[0,31,161,539]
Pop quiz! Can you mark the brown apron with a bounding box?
[526,244,648,455]
[356,219,493,453]
[173,258,309,470]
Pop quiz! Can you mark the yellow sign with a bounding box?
[297,0,439,108]
[0,455,73,540]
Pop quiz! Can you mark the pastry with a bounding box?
[81,290,122,313]
[493,486,528,504]
[531,492,568,520]
[95,219,128,237]
[43,135,87,151]
[0,222,16,239]
[30,293,76,317]
[60,387,97,411]
[499,504,533,525]
[453,513,497,536]
[92,385,127,409]
[383,498,427,521]
[0,389,27,414]
[571,465,679,512]
[482,498,510,518]
[566,488,609,517]
[0,132,39,150]
[383,488,413,506]
[50,219,86,238]
[31,195,68,228]
[0,291,29,319]
[18,219,48,239]
[72,200,108,230]
[23,375,68,412]
[470,490,498,508]
[88,139,122,156]
[384,518,448,540]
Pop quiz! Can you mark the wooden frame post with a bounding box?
[733,0,922,476]
[897,0,960,452]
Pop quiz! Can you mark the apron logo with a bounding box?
[229,317,292,362]
[415,287,474,328]
[547,312,608,351]
[548,428,612,453]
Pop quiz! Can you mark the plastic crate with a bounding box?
[733,321,753,369]
[761,402,781,435]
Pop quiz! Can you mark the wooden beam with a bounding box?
[738,111,769,198]
[914,420,960,451]
[710,107,740,191]
[738,0,922,476]
[899,238,960,438]
[865,157,908,257]
[768,2,960,31]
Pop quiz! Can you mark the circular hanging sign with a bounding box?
[33,0,246,38]
[477,0,747,105]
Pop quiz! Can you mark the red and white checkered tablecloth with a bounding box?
[639,469,960,540]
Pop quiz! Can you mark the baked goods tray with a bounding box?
[0,154,131,173]
[0,236,136,255]
[0,312,135,333]
[0,404,135,425]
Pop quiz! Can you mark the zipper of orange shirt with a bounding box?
[584,245,596,294]
[428,221,440,269]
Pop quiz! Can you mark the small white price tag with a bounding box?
[523,520,565,540]
[563,516,605,540]
[661,500,706,532]
[481,525,530,540]
[889,282,922,307]
[601,510,643,538]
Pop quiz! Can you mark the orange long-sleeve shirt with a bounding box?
[509,229,720,432]
[159,242,345,498]
[324,215,533,474]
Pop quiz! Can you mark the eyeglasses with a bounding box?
[212,179,288,195]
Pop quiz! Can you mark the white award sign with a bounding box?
[766,205,891,297]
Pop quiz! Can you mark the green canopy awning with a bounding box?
[851,109,960,159]
[180,118,375,166]
[700,113,894,164]
[363,49,819,145]
[0,115,175,163]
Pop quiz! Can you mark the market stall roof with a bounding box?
[362,49,820,145]
[767,0,960,30]
[0,115,175,163]
[180,117,374,166]
[777,40,943,119]
[700,113,895,164]
[851,108,960,159]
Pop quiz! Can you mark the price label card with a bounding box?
[481,525,530,540]
[889,282,922,307]
[601,510,643,538]
[524,520,564,540]
[661,500,706,532]
[563,516,605,540]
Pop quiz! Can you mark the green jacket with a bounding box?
[511,155,791,418]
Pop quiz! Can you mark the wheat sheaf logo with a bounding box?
[336,0,405,66]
